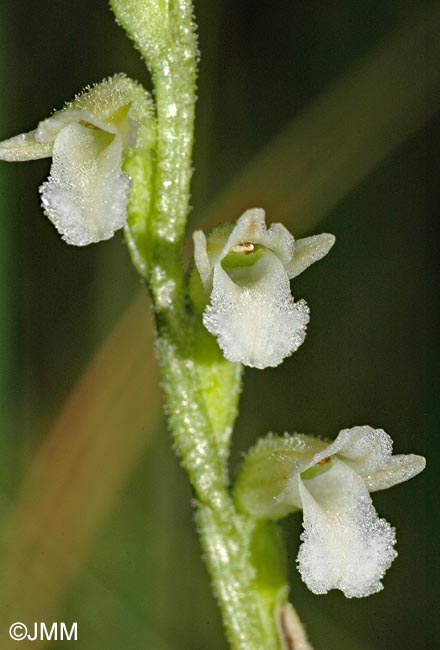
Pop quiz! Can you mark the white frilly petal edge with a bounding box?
[203,251,310,368]
[40,122,131,246]
[297,458,397,598]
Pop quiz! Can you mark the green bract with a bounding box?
[110,0,170,61]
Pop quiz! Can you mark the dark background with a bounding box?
[0,1,438,649]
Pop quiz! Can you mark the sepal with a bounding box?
[233,433,326,520]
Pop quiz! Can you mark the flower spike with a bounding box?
[193,208,335,369]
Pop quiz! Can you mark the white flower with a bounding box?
[278,426,426,598]
[193,208,335,369]
[0,75,150,246]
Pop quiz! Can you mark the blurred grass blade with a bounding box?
[3,1,440,633]
[0,0,14,498]
[2,292,160,627]
[201,1,440,235]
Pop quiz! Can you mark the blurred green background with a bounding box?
[0,1,438,649]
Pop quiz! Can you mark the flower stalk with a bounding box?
[110,1,295,648]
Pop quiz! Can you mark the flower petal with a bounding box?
[203,250,309,368]
[223,208,295,266]
[297,458,397,598]
[35,109,118,144]
[193,230,212,292]
[307,425,394,475]
[0,131,53,161]
[40,122,131,246]
[0,109,122,164]
[364,454,426,492]
[285,233,335,279]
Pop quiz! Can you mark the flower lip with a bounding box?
[202,248,310,368]
[297,456,398,598]
[39,120,131,246]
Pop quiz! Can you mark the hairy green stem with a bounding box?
[110,1,297,648]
